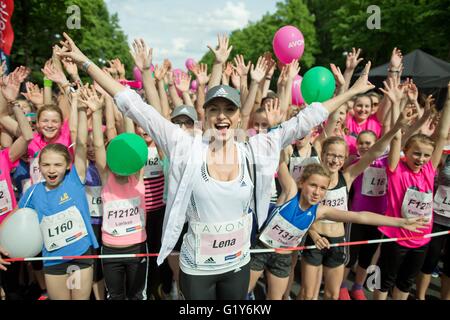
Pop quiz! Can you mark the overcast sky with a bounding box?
[104,0,277,69]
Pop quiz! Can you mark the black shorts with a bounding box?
[44,248,94,276]
[301,235,346,268]
[250,241,292,278]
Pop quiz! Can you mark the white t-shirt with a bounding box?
[180,144,253,275]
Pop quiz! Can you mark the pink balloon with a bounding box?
[273,25,305,64]
[133,66,142,82]
[291,75,304,106]
[190,79,198,92]
[185,58,197,71]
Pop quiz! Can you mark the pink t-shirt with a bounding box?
[350,156,388,214]
[346,114,382,139]
[379,160,435,248]
[27,120,72,159]
[101,172,147,246]
[0,149,19,225]
[344,135,358,156]
[27,120,72,184]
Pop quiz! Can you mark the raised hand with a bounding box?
[154,64,167,82]
[111,58,125,79]
[395,104,419,128]
[62,58,78,77]
[21,82,44,106]
[379,76,404,105]
[79,85,105,113]
[223,62,233,78]
[1,73,21,102]
[349,61,375,95]
[175,73,192,93]
[230,69,240,88]
[42,59,68,84]
[287,59,300,81]
[277,65,288,88]
[407,80,419,102]
[250,56,268,83]
[264,98,282,127]
[330,63,345,88]
[345,47,363,70]
[192,63,209,86]
[56,32,89,66]
[11,66,30,83]
[233,54,250,77]
[208,34,233,64]
[130,38,153,72]
[390,47,403,70]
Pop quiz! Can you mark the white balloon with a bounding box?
[0,208,43,258]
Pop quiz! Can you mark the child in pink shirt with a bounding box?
[85,87,148,300]
[374,83,450,300]
[0,103,34,225]
[345,94,383,138]
[27,105,72,186]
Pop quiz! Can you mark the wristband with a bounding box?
[265,77,271,80]
[43,78,53,87]
[82,60,92,73]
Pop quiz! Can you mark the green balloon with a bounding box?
[106,133,148,176]
[301,66,336,104]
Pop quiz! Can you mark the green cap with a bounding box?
[106,133,148,176]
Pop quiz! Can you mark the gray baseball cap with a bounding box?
[203,85,241,109]
[170,105,198,121]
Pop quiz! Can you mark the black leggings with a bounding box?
[377,241,428,293]
[421,223,450,277]
[179,263,250,300]
[146,207,172,295]
[101,242,149,300]
[346,223,382,269]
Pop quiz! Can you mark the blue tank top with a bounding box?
[259,193,317,248]
[19,166,99,266]
[85,161,101,187]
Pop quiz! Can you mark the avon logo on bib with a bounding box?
[193,215,251,266]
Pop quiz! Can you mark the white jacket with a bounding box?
[114,89,329,265]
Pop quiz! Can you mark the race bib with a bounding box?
[103,197,144,236]
[290,156,320,182]
[86,186,103,218]
[40,206,88,252]
[259,212,308,248]
[320,186,348,224]
[30,157,43,184]
[433,185,450,218]
[362,167,387,196]
[193,214,251,266]
[143,148,163,178]
[0,180,13,215]
[401,188,433,219]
